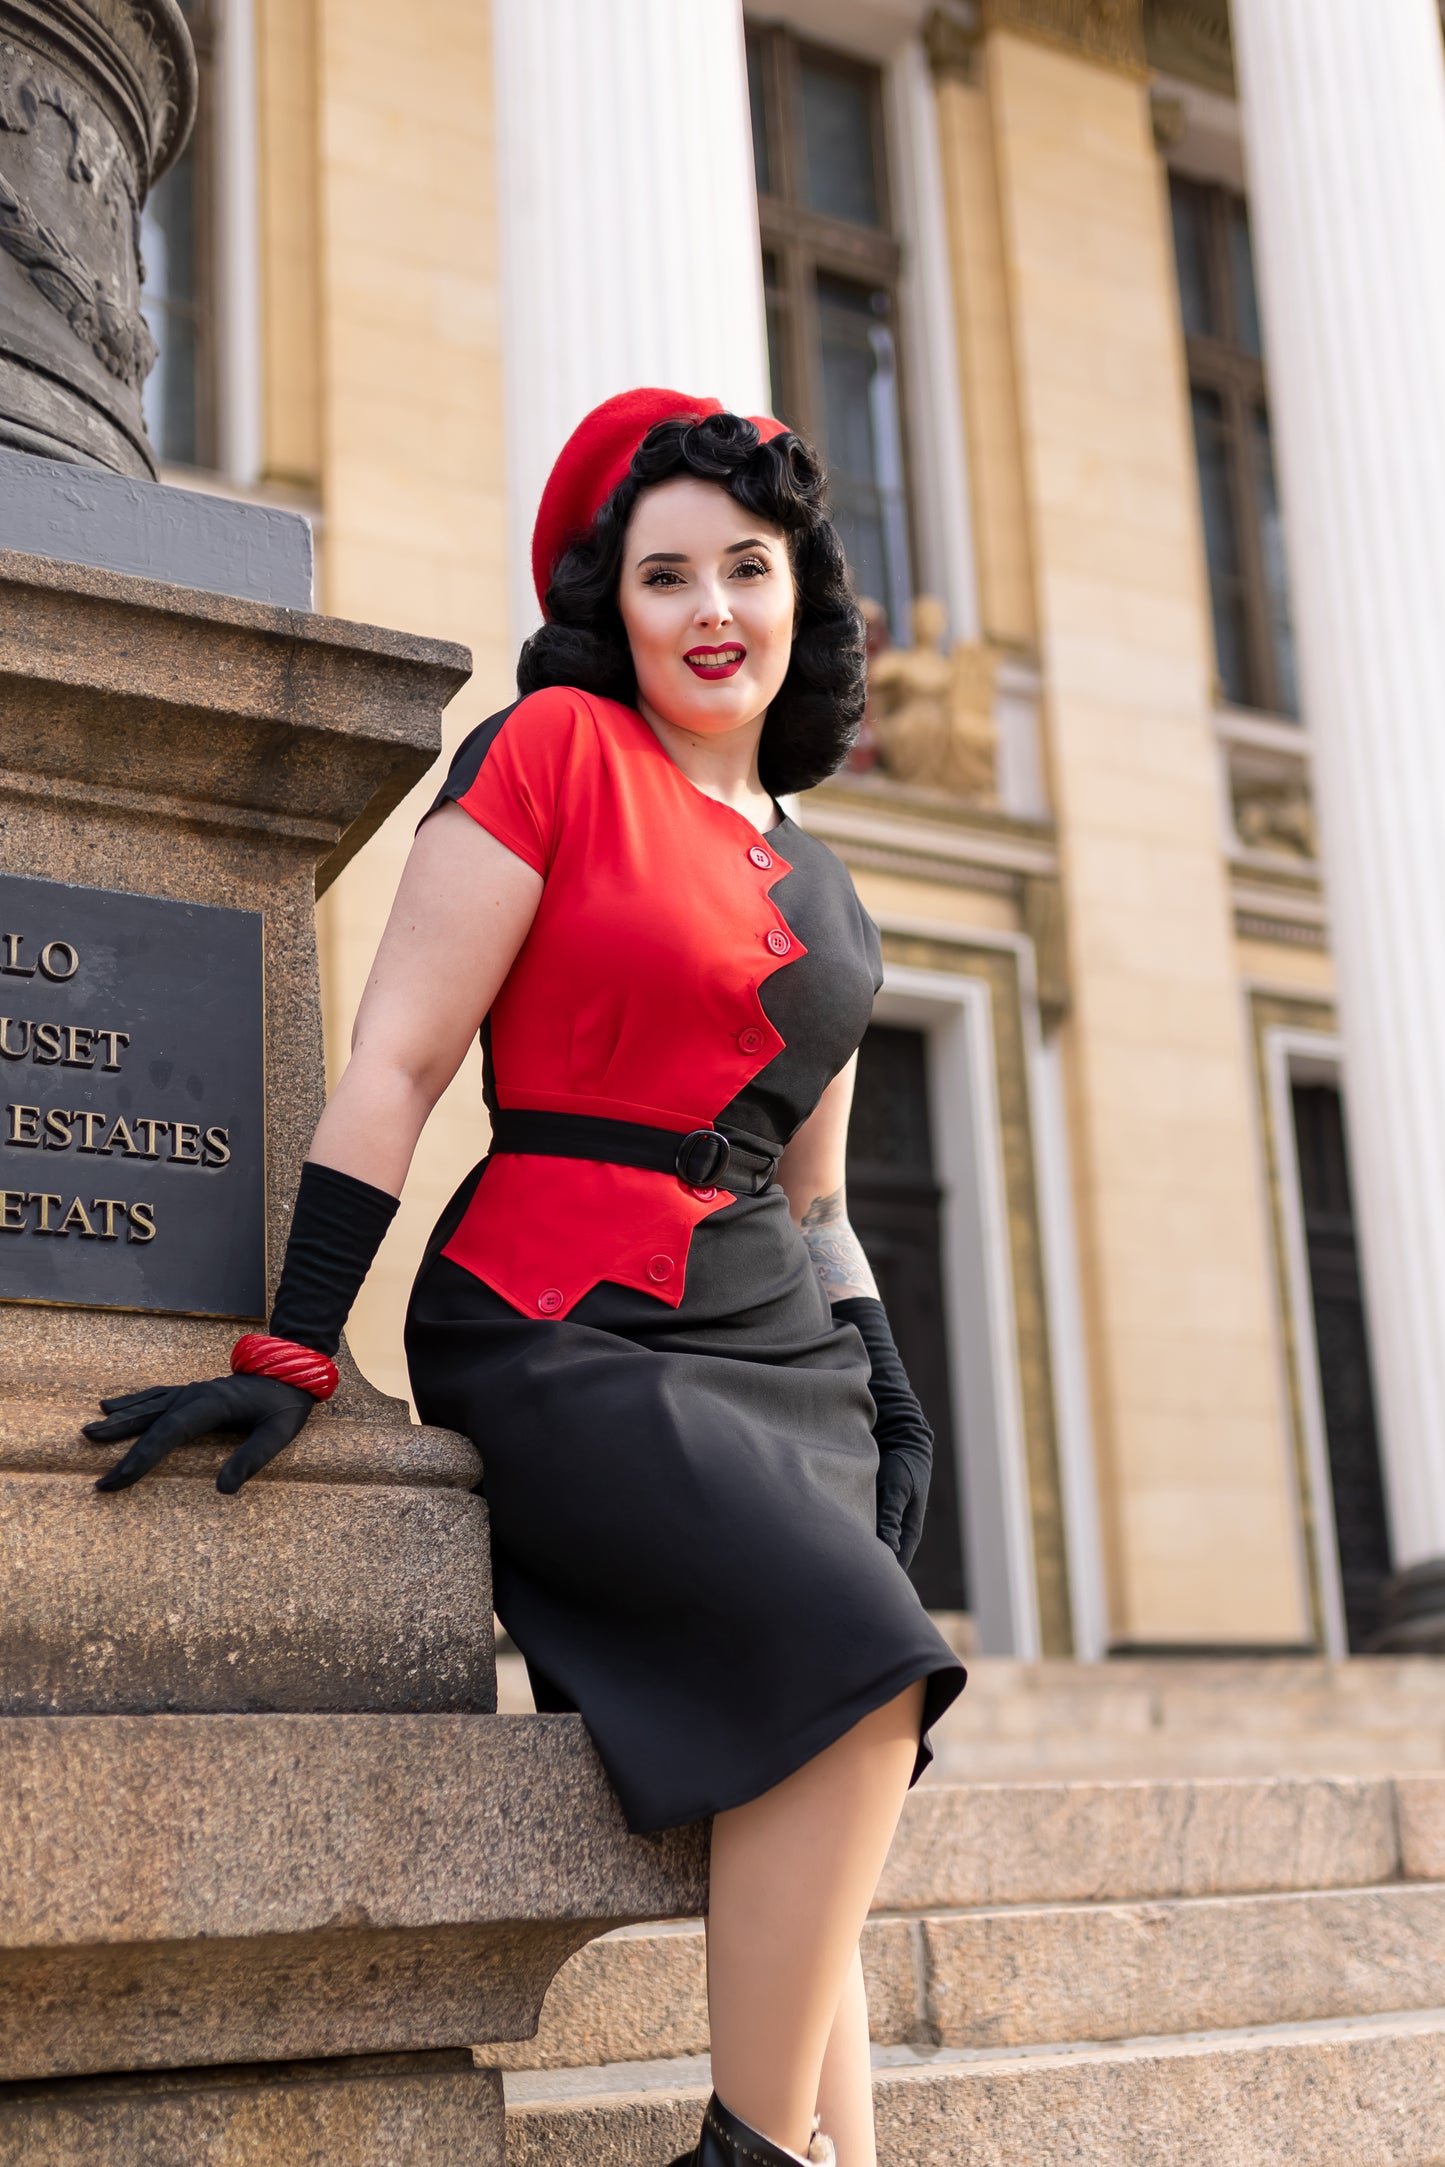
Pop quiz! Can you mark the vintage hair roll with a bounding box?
[517,412,867,797]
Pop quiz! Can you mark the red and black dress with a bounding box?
[404,684,966,1833]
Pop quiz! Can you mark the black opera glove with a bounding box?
[831,1295,934,1571]
[88,1374,316,1495]
[87,1160,399,1495]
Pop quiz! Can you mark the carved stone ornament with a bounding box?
[980,0,1149,74]
[1142,0,1235,98]
[866,595,1000,804]
[1233,778,1318,861]
[0,1,197,477]
[924,7,984,81]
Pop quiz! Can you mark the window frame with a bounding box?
[1172,171,1295,719]
[142,0,220,471]
[747,18,920,639]
[746,23,905,466]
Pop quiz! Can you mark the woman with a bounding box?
[87,390,967,2167]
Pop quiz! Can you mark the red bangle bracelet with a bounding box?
[231,1333,340,1401]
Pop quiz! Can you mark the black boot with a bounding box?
[668,2090,835,2166]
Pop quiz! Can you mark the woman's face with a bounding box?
[617,477,795,739]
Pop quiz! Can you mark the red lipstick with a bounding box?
[684,643,746,680]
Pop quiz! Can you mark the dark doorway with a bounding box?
[1291,1081,1392,1649]
[846,1023,967,1610]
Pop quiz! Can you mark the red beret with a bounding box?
[531,386,788,611]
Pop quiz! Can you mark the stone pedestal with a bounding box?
[1233,0,1445,1648]
[0,545,488,1716]
[0,539,706,2158]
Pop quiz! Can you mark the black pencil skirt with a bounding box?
[405,1173,966,1834]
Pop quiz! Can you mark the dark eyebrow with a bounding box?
[635,538,777,568]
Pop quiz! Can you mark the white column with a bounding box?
[1233,0,1445,1573]
[492,0,770,644]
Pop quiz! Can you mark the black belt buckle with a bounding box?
[675,1128,732,1187]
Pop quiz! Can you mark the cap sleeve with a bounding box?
[426,687,586,876]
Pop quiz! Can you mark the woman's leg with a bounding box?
[705,1680,924,2157]
[815,1947,876,2166]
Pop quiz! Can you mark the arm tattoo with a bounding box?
[799,1184,879,1303]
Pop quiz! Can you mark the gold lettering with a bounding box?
[38,942,78,983]
[7,1104,39,1147]
[101,1117,138,1156]
[169,1121,202,1164]
[93,1030,129,1072]
[43,1108,74,1150]
[132,1119,169,1158]
[0,936,33,978]
[58,1197,96,1238]
[202,1125,231,1167]
[31,1023,62,1064]
[0,1190,27,1230]
[74,1111,108,1151]
[61,1027,94,1068]
[126,1200,156,1243]
[29,1192,63,1233]
[91,1198,126,1240]
[0,1020,30,1061]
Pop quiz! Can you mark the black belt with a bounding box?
[490,1110,780,1196]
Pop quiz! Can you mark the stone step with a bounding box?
[496,1654,1445,1780]
[482,1774,1445,2075]
[502,2009,1445,2166]
[489,1879,1445,2073]
[927,1728,1445,1781]
[869,1773,1414,1911]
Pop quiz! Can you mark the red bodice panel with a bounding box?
[440,688,809,1319]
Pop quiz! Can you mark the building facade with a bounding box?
[148,0,1434,1662]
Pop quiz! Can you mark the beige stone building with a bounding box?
[145,0,1440,1664]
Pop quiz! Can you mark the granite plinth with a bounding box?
[0,1469,492,1714]
[0,546,475,1709]
[0,1712,709,2082]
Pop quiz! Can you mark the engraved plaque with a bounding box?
[0,874,265,1318]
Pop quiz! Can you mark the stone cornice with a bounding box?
[981,0,1149,76]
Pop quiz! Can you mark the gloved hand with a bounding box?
[830,1295,933,1570]
[86,1373,316,1495]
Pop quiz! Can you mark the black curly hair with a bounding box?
[517,411,866,795]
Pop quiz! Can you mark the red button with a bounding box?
[749,845,773,869]
[766,928,791,956]
[647,1254,675,1282]
[537,1287,564,1314]
[689,1186,718,1202]
[738,1025,766,1055]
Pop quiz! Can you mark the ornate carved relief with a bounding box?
[866,596,1000,803]
[924,9,983,81]
[981,0,1148,74]
[1142,0,1235,98]
[0,3,193,471]
[0,48,155,389]
[1,0,196,182]
[1233,778,1318,861]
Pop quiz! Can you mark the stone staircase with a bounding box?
[499,1651,1445,1781]
[927,1654,1445,1781]
[491,1658,1445,2164]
